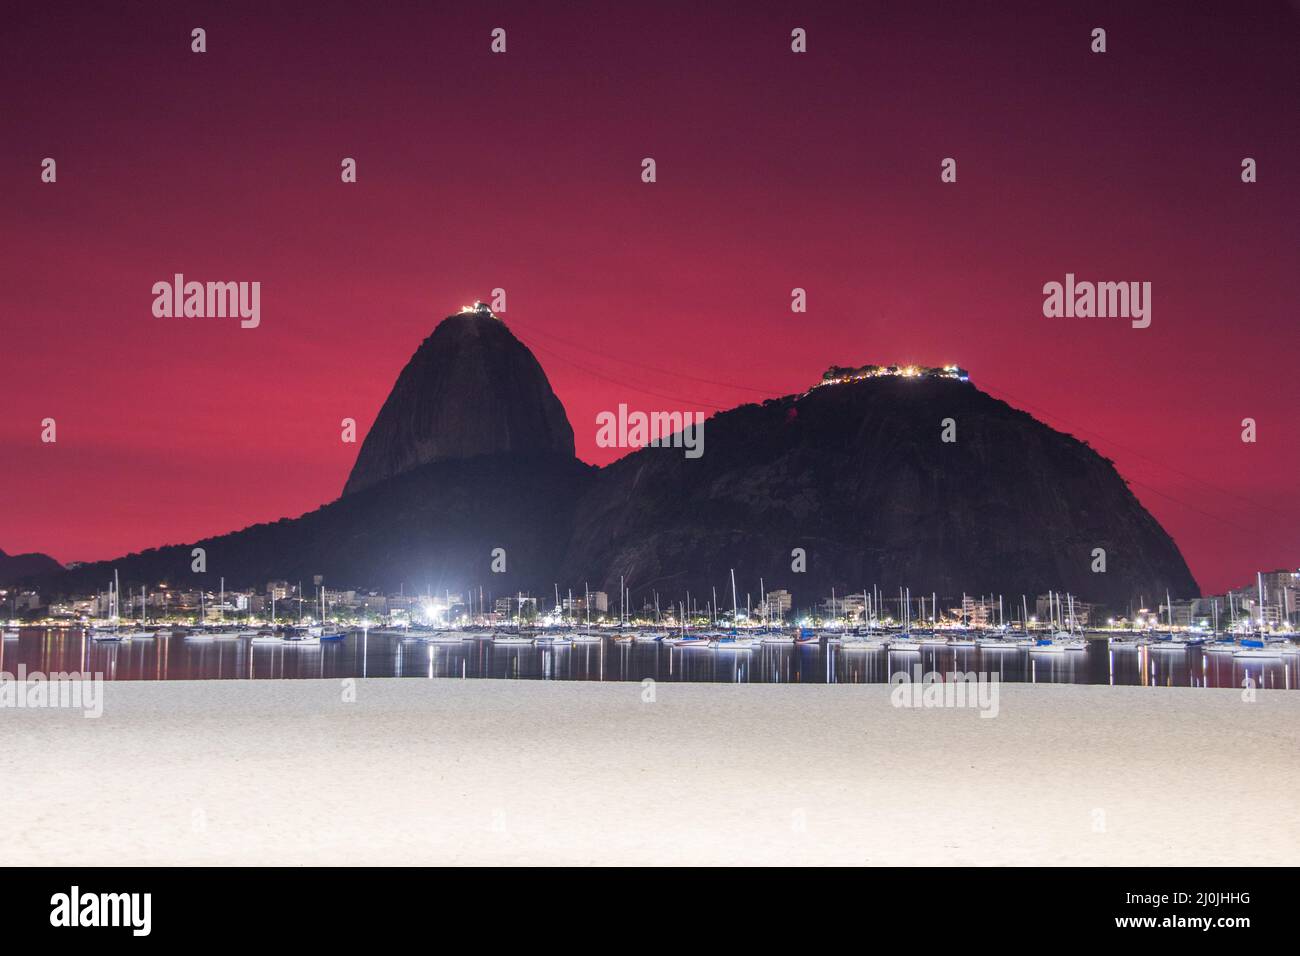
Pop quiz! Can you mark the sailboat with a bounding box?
[90,571,128,642]
[710,571,758,648]
[887,587,923,651]
[119,586,157,639]
[314,587,347,641]
[668,605,711,648]
[1060,593,1088,650]
[199,578,244,639]
[1029,591,1067,653]
[1150,590,1190,650]
[4,596,20,638]
[250,592,285,644]
[1233,573,1283,658]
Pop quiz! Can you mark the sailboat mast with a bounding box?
[730,569,738,628]
[1257,571,1266,635]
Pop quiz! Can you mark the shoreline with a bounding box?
[1,679,1296,866]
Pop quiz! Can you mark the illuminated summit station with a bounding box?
[816,363,971,387]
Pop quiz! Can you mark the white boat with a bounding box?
[1151,639,1189,650]
[1232,646,1282,659]
[841,635,887,650]
[89,570,128,641]
[184,631,216,642]
[423,630,469,643]
[571,631,602,643]
[888,632,924,651]
[977,638,1019,650]
[841,640,887,650]
[762,633,796,644]
[713,635,760,649]
[2,629,19,640]
[537,633,573,646]
[492,633,534,645]
[1029,636,1066,653]
[1108,635,1144,649]
[251,633,284,645]
[1232,638,1281,659]
[633,631,666,643]
[282,631,321,646]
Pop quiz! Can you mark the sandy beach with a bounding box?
[1,678,1296,866]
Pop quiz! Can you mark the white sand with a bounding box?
[0,678,1296,866]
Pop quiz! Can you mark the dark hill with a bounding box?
[28,310,1200,612]
[343,309,575,496]
[0,548,63,587]
[560,375,1198,611]
[44,454,594,596]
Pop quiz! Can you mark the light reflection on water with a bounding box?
[1,629,1295,689]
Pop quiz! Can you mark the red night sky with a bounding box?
[2,1,1297,596]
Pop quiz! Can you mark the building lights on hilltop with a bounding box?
[460,301,496,317]
[815,363,971,388]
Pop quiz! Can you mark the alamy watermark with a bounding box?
[1042,273,1150,329]
[50,886,150,936]
[595,404,705,458]
[890,665,1000,718]
[152,273,260,329]
[0,665,104,718]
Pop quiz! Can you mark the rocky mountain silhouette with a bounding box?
[27,310,1199,611]
[560,374,1198,611]
[342,306,574,496]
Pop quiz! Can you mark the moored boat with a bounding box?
[1232,638,1281,659]
[714,634,760,649]
[492,632,534,645]
[674,635,712,648]
[794,628,821,646]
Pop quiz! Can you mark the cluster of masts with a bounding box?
[23,569,1286,641]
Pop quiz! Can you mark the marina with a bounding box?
[2,626,1296,688]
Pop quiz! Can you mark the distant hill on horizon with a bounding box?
[0,547,64,587]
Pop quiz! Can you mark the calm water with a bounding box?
[3,629,1297,689]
